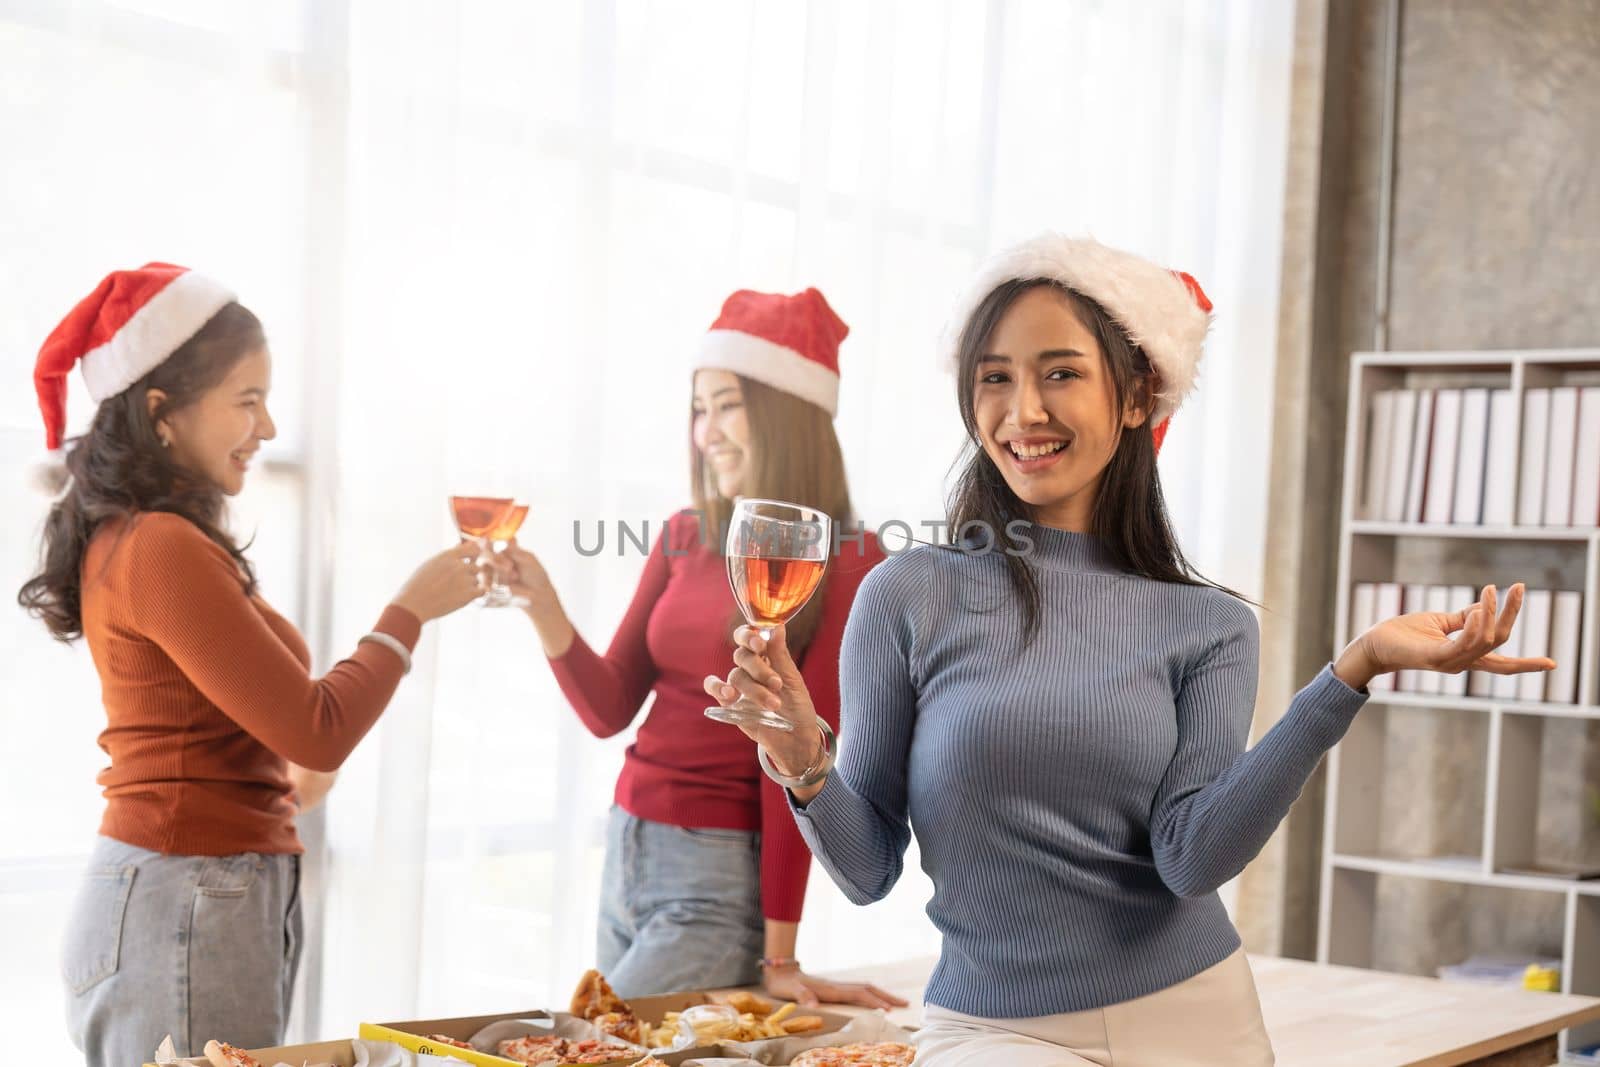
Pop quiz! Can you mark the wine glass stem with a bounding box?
[488,538,507,592]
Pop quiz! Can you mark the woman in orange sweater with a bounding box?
[19,264,482,1067]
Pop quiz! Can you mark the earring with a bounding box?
[159,435,171,449]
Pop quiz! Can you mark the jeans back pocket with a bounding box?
[61,866,136,996]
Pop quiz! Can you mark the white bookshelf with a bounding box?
[1317,348,1600,1060]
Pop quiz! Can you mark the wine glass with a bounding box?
[482,502,529,608]
[449,495,516,606]
[705,498,832,732]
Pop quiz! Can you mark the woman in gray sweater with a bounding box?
[705,234,1553,1066]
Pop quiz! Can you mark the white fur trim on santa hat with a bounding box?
[941,234,1210,427]
[79,270,235,402]
[696,329,840,417]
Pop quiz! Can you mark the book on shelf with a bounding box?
[1574,387,1600,528]
[1516,589,1553,703]
[1518,389,1550,526]
[1363,391,1397,521]
[1404,390,1435,524]
[1481,388,1517,526]
[1543,386,1579,526]
[1452,388,1490,525]
[1424,389,1462,524]
[1383,390,1417,522]
[1547,591,1583,705]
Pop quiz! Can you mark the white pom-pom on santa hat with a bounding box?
[941,233,1214,450]
[32,262,235,458]
[28,455,71,497]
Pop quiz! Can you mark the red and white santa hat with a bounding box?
[34,262,236,451]
[942,234,1213,451]
[692,288,848,417]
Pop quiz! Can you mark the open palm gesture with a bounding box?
[1340,583,1556,688]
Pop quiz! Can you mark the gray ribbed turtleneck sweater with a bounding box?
[790,524,1368,1018]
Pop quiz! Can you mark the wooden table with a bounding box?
[810,955,1600,1066]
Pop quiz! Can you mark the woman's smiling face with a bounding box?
[971,285,1148,530]
[692,368,752,499]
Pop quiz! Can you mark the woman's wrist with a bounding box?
[526,599,575,657]
[765,727,825,778]
[759,721,834,791]
[1334,637,1377,691]
[389,595,432,625]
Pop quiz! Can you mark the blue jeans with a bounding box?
[62,836,303,1067]
[596,807,765,997]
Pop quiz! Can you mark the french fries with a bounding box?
[647,996,824,1045]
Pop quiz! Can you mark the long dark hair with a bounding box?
[947,279,1245,638]
[18,302,266,641]
[689,373,855,657]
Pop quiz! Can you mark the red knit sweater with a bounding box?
[548,510,882,922]
[80,511,420,855]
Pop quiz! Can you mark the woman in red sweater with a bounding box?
[19,264,482,1067]
[495,289,902,1009]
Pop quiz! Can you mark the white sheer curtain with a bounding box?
[318,0,1296,1027]
[0,0,1294,1053]
[0,3,318,1058]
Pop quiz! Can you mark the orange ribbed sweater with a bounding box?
[80,511,420,855]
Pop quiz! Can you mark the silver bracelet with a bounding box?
[358,631,412,675]
[757,718,836,789]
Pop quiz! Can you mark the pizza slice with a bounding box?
[497,1034,570,1065]
[570,969,633,1019]
[202,1041,263,1067]
[592,1010,646,1045]
[788,1042,917,1067]
[562,1038,647,1064]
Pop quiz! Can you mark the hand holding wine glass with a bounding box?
[704,623,827,776]
[392,541,486,622]
[494,540,559,612]
[704,499,832,733]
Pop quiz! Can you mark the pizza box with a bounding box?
[143,1037,358,1067]
[361,1009,715,1066]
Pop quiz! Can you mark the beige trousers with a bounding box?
[912,949,1274,1066]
